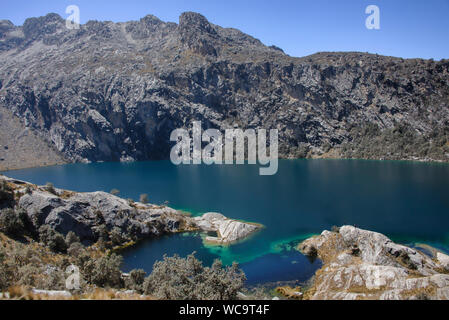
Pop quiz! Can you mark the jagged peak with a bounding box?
[22,13,64,39]
[0,20,15,36]
[179,12,217,35]
[0,20,14,28]
[140,14,163,26]
[23,13,64,27]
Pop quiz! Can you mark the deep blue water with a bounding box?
[3,159,449,285]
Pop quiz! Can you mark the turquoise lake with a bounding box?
[3,159,449,285]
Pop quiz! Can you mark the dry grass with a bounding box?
[400,285,437,300]
[275,286,303,300]
[2,286,156,300]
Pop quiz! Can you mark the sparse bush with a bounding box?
[67,242,84,258]
[242,286,272,300]
[0,180,13,202]
[139,194,149,204]
[143,253,246,300]
[17,264,40,287]
[126,269,146,293]
[37,267,66,291]
[110,189,120,196]
[65,231,80,246]
[0,208,25,237]
[110,227,126,246]
[45,182,57,195]
[38,225,68,254]
[95,224,109,242]
[331,226,340,233]
[85,253,123,288]
[0,247,9,290]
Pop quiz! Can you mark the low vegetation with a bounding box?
[0,210,247,300]
[143,254,246,300]
[0,177,249,300]
[341,122,449,162]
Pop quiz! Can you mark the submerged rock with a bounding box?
[194,212,261,245]
[299,226,449,300]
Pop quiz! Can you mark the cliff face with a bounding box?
[0,12,448,168]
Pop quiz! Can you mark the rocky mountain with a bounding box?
[0,12,448,169]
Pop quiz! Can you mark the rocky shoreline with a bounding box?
[2,174,449,300]
[0,175,261,247]
[298,226,449,300]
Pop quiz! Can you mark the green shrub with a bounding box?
[38,225,68,254]
[0,247,9,290]
[17,264,40,287]
[85,253,123,288]
[95,224,109,242]
[0,208,25,237]
[110,227,126,246]
[0,180,14,203]
[67,242,84,258]
[143,253,246,300]
[126,269,146,293]
[65,231,80,246]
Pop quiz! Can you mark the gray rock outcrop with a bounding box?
[299,226,449,300]
[2,175,259,245]
[194,212,261,244]
[11,179,192,244]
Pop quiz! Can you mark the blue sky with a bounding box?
[1,0,448,60]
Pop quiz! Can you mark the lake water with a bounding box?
[4,159,449,285]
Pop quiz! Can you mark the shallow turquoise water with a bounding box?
[4,159,449,284]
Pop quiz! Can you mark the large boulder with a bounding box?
[17,182,190,244]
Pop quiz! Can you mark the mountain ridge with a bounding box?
[0,12,448,170]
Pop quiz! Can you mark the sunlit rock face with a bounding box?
[194,212,261,245]
[299,226,449,300]
[0,12,448,167]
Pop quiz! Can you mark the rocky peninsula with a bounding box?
[0,175,261,246]
[299,226,449,300]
